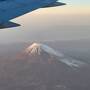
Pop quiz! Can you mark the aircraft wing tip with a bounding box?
[0,21,20,29]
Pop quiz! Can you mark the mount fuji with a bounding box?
[0,42,90,90]
[24,43,87,68]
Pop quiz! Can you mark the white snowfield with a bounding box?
[26,43,87,68]
[26,43,64,57]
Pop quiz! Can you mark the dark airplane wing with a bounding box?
[0,0,43,23]
[0,0,66,29]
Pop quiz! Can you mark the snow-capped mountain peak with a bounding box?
[25,43,64,57]
[25,43,87,68]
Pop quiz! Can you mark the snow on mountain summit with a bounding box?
[25,43,64,57]
[25,43,87,68]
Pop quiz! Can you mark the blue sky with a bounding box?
[59,0,90,6]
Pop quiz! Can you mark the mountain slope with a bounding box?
[24,43,87,68]
[0,43,90,90]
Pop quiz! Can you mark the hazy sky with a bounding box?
[0,0,90,44]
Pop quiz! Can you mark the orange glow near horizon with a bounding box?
[14,5,90,26]
[37,6,90,15]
